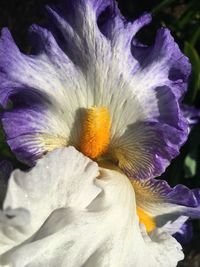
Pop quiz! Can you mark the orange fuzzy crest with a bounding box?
[80,107,111,159]
[137,207,156,233]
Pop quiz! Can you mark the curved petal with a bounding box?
[109,28,190,178]
[0,148,183,266]
[0,28,86,165]
[0,147,100,254]
[0,0,190,179]
[132,177,200,235]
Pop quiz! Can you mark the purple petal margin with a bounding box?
[0,0,191,176]
[142,178,200,208]
[134,177,200,238]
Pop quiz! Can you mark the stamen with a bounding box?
[137,207,156,233]
[80,107,111,159]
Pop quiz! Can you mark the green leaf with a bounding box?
[184,152,197,178]
[151,0,177,14]
[184,42,200,102]
[191,27,200,47]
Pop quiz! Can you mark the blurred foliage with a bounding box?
[0,0,200,265]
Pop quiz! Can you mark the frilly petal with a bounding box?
[132,177,200,235]
[0,148,183,266]
[0,147,100,255]
[0,0,190,179]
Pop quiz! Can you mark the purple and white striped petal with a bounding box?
[132,177,200,235]
[0,0,190,179]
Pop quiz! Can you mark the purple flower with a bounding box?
[0,0,191,179]
[0,1,199,266]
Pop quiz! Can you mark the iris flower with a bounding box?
[0,0,200,266]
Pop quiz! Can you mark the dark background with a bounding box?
[0,0,200,266]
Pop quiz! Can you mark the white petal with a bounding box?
[0,147,101,253]
[0,151,183,266]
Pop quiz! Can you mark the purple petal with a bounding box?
[115,120,187,179]
[134,177,200,208]
[132,177,200,235]
[2,89,60,165]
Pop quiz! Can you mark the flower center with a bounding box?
[137,207,156,232]
[80,107,111,159]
